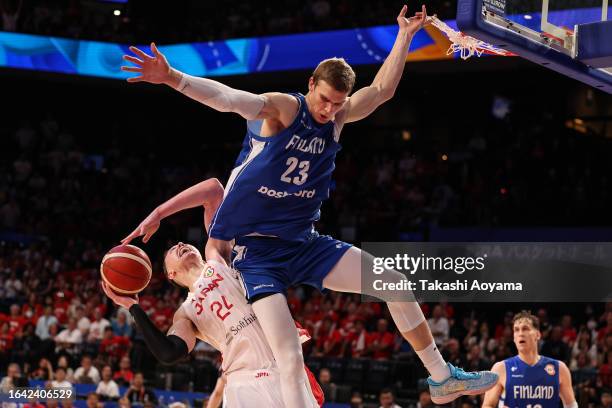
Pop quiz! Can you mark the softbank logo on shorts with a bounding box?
[253,283,274,290]
[258,186,316,199]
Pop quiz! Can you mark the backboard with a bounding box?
[457,0,612,93]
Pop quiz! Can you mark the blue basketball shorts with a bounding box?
[231,231,352,302]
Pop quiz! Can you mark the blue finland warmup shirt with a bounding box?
[209,93,342,242]
[502,355,560,408]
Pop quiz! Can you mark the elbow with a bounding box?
[209,178,224,198]
[379,90,395,103]
[156,350,186,365]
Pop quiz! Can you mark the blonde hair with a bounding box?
[513,310,540,330]
[312,57,356,93]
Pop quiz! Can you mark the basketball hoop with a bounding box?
[427,16,514,59]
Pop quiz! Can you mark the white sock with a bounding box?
[415,341,451,382]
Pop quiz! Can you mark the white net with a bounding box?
[427,16,513,59]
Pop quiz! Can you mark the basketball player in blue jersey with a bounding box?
[121,4,498,405]
[483,311,577,408]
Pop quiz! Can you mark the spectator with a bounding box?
[86,392,101,408]
[571,328,598,369]
[465,344,489,372]
[379,388,402,408]
[541,325,570,363]
[29,358,53,381]
[428,305,449,346]
[88,309,110,342]
[0,363,28,392]
[99,327,130,362]
[111,312,132,338]
[12,323,40,366]
[313,316,345,357]
[561,315,577,344]
[35,305,58,340]
[318,368,337,402]
[443,338,465,368]
[350,391,364,408]
[349,319,368,358]
[117,396,131,408]
[6,303,27,334]
[367,318,395,360]
[55,318,82,355]
[22,294,43,322]
[113,356,134,387]
[73,355,100,384]
[416,390,434,408]
[0,322,14,356]
[600,350,612,389]
[96,365,119,400]
[151,299,172,332]
[124,372,156,405]
[48,367,72,389]
[75,305,91,336]
[56,355,74,382]
[572,351,597,386]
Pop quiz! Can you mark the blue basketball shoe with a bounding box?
[427,363,499,404]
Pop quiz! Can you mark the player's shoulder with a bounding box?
[540,355,563,366]
[205,259,231,275]
[261,92,300,113]
[491,360,506,372]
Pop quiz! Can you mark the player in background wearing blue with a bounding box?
[121,5,498,405]
[482,311,577,408]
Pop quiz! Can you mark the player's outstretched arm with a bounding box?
[482,361,505,408]
[558,361,578,408]
[101,282,195,364]
[121,43,265,120]
[341,5,428,124]
[122,178,224,244]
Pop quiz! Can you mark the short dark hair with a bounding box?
[513,310,540,330]
[380,388,393,396]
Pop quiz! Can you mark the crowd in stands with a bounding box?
[1,237,612,406]
[0,0,458,43]
[1,32,611,406]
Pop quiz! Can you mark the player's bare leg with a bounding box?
[322,246,498,404]
[251,293,317,408]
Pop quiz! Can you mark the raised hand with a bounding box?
[121,208,161,245]
[397,4,428,36]
[101,281,139,309]
[121,42,171,84]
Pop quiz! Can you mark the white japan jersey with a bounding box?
[180,260,275,375]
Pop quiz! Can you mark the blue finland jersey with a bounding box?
[210,93,342,241]
[502,355,560,408]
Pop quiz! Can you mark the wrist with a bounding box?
[153,206,164,220]
[165,68,183,89]
[398,27,414,37]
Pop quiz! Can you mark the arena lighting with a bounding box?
[441,154,448,161]
[523,15,533,20]
[114,10,121,16]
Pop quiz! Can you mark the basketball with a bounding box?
[100,244,152,294]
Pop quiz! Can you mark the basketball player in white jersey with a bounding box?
[103,180,322,407]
